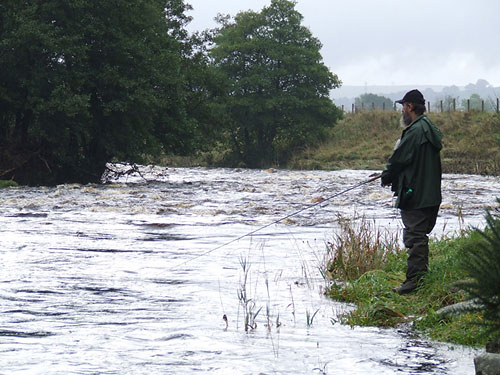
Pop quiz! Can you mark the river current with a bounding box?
[1,166,499,374]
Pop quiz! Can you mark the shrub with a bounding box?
[456,199,500,343]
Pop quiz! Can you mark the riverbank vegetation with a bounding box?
[324,211,500,348]
[287,110,500,175]
[0,0,339,186]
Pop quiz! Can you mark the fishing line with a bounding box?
[170,173,381,269]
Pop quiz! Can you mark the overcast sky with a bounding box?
[186,0,500,87]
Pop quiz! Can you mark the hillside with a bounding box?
[286,111,500,176]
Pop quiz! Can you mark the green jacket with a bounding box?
[381,114,443,209]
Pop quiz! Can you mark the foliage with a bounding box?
[0,180,18,188]
[431,95,457,112]
[454,202,500,342]
[209,0,342,168]
[355,93,393,111]
[460,93,495,112]
[325,215,403,281]
[326,226,492,346]
[0,0,200,185]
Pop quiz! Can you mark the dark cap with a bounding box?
[395,89,425,105]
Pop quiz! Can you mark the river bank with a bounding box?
[325,220,490,347]
[143,111,500,177]
[286,111,500,176]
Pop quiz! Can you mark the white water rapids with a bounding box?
[1,166,499,374]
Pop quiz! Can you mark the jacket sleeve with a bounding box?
[381,130,416,187]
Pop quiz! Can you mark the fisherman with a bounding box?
[381,89,443,295]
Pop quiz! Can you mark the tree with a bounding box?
[209,0,342,167]
[456,201,500,345]
[0,0,194,185]
[354,93,393,111]
[461,93,494,112]
[433,95,458,112]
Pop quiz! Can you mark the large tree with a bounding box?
[0,0,194,185]
[210,0,342,167]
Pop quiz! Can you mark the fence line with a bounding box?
[341,98,500,114]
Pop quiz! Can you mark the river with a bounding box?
[1,166,499,374]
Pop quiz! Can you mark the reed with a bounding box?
[306,308,320,328]
[324,215,403,282]
[237,255,260,332]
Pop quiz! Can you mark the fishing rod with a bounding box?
[170,173,381,269]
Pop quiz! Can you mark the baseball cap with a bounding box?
[395,89,425,105]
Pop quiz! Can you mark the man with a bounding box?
[381,89,443,295]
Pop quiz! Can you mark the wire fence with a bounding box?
[342,97,500,113]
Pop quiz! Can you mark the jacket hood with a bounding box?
[415,115,443,150]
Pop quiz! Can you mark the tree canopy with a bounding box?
[210,0,342,167]
[355,93,393,111]
[0,0,197,185]
[0,0,343,184]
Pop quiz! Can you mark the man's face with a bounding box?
[401,102,413,126]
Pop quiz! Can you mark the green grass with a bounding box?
[0,179,18,188]
[287,111,500,175]
[326,224,491,347]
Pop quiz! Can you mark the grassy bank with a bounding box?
[287,111,500,175]
[0,180,18,188]
[324,218,491,347]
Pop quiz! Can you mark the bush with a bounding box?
[456,200,500,343]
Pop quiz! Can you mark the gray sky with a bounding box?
[186,0,500,87]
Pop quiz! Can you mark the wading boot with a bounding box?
[392,278,419,295]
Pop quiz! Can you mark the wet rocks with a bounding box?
[475,353,500,375]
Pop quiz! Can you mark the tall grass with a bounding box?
[324,215,403,281]
[287,111,500,175]
[237,255,261,332]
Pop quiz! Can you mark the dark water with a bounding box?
[1,166,497,374]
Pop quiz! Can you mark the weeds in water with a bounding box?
[275,313,281,329]
[306,308,320,328]
[288,284,296,324]
[238,255,260,332]
[324,214,403,282]
[312,361,328,375]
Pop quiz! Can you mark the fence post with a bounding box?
[482,100,485,112]
[497,98,499,113]
[341,104,344,112]
[394,102,396,111]
[440,100,443,113]
[453,98,456,112]
[382,102,385,111]
[467,99,470,112]
[427,101,430,113]
[352,103,355,113]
